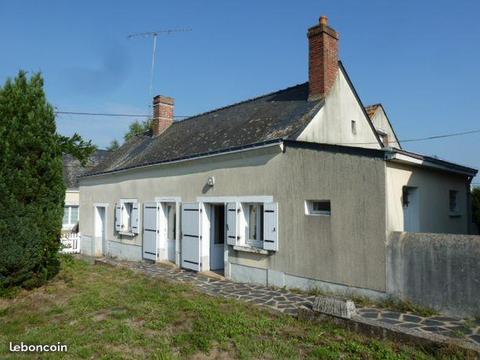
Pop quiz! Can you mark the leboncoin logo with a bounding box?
[9,342,68,353]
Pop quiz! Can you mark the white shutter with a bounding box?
[143,202,158,260]
[226,202,239,245]
[131,203,140,234]
[263,202,278,251]
[115,203,122,232]
[181,202,201,271]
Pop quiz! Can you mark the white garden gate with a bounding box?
[60,233,81,254]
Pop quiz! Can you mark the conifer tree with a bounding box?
[0,71,94,290]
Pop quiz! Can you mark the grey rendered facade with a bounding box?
[80,143,389,294]
[78,16,477,299]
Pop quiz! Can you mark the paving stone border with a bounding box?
[94,258,480,354]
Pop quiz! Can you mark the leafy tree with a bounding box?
[124,119,152,142]
[107,139,120,151]
[0,71,95,290]
[472,187,480,232]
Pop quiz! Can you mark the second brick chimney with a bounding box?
[308,16,339,101]
[152,95,174,136]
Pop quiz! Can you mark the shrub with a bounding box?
[0,71,93,290]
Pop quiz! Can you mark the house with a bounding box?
[78,16,477,298]
[62,150,110,233]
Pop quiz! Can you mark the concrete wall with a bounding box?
[65,190,79,205]
[386,162,470,234]
[79,144,388,292]
[387,232,480,317]
[297,68,381,149]
[107,240,142,261]
[230,263,386,299]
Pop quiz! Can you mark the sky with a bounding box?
[1,0,479,183]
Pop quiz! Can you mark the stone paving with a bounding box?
[97,258,480,349]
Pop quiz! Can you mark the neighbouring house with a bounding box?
[78,16,477,299]
[62,150,110,233]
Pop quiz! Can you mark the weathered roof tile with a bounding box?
[85,83,323,176]
[63,150,111,188]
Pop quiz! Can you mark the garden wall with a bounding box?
[387,232,480,318]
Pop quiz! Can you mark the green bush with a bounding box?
[0,71,94,290]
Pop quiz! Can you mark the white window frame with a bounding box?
[62,205,79,229]
[243,203,264,248]
[305,200,331,216]
[118,198,138,235]
[197,196,274,252]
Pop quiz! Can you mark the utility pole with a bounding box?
[127,28,192,98]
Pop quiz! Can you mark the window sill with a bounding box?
[118,231,136,237]
[233,245,269,255]
[449,212,462,218]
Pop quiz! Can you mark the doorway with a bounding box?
[95,206,107,256]
[402,186,419,232]
[163,202,177,263]
[209,204,225,271]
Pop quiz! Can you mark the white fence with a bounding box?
[60,233,81,254]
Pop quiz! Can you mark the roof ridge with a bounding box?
[173,82,309,124]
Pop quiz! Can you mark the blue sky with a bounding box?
[1,0,479,182]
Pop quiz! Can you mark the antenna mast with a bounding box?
[127,28,192,98]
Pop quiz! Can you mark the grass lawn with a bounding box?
[0,257,469,359]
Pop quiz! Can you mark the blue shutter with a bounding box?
[263,202,278,251]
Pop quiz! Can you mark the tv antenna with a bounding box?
[127,28,192,98]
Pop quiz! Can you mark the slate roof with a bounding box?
[63,150,111,188]
[84,83,323,176]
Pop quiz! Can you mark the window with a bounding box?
[63,208,69,225]
[227,201,278,251]
[305,200,331,216]
[244,203,264,246]
[62,206,79,228]
[123,202,133,232]
[116,199,139,234]
[71,206,79,223]
[351,120,357,135]
[449,190,459,215]
[248,204,263,241]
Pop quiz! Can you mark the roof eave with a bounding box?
[79,139,285,180]
[385,149,477,177]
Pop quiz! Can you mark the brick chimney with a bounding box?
[308,16,339,101]
[152,95,174,136]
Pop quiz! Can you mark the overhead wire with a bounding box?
[54,110,480,144]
